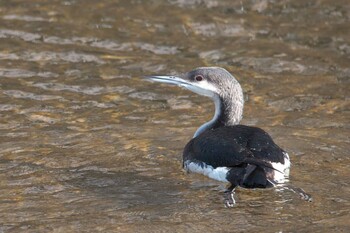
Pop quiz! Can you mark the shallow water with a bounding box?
[0,0,349,232]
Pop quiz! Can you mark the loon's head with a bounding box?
[145,67,243,101]
[146,67,245,134]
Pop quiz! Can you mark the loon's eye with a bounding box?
[195,75,203,81]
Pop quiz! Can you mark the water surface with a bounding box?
[0,0,349,232]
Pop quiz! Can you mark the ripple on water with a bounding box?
[3,90,63,101]
[231,57,329,75]
[32,82,134,95]
[0,68,58,78]
[3,14,48,22]
[0,104,21,111]
[91,40,179,55]
[0,29,41,42]
[188,22,248,38]
[0,28,178,60]
[128,91,165,100]
[199,49,227,62]
[30,51,104,64]
[268,94,325,111]
[286,117,345,129]
[89,40,132,51]
[133,42,179,55]
[0,51,105,64]
[167,97,193,110]
[70,100,117,110]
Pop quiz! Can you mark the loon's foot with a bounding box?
[224,184,237,208]
[298,189,313,202]
[283,184,313,202]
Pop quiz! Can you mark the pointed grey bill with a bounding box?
[144,75,192,88]
[145,75,218,98]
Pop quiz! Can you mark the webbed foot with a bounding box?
[224,184,237,207]
[282,184,312,202]
[224,191,236,207]
[298,189,312,202]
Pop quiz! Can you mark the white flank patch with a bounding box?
[184,152,291,185]
[271,152,291,183]
[184,161,229,182]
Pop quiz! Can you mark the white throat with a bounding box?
[193,95,221,138]
[193,90,244,138]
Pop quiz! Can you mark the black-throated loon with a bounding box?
[145,67,311,206]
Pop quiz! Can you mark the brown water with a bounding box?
[0,0,349,232]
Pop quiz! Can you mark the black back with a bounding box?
[183,125,286,169]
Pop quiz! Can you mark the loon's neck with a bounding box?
[193,93,244,138]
